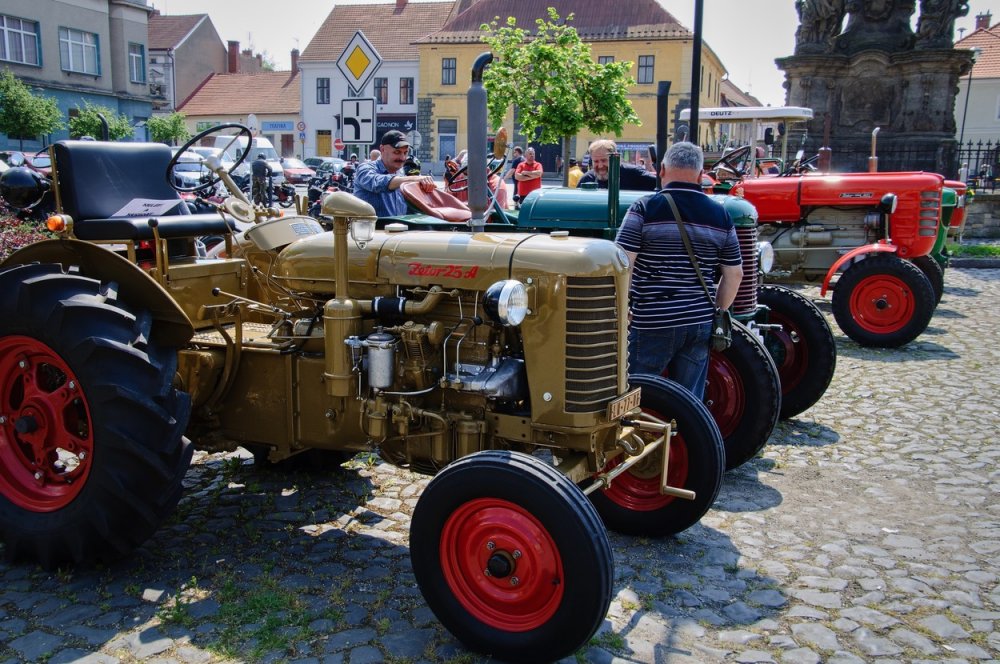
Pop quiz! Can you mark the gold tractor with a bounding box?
[0,56,726,661]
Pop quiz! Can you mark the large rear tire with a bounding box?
[588,374,724,536]
[0,264,192,568]
[410,450,612,663]
[706,321,781,469]
[758,285,837,419]
[910,255,944,305]
[831,254,935,348]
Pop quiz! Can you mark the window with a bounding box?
[638,55,654,84]
[128,43,145,83]
[442,58,456,86]
[400,77,414,105]
[1,15,39,65]
[438,118,457,160]
[59,27,99,75]
[374,77,388,104]
[317,77,330,104]
[598,56,614,65]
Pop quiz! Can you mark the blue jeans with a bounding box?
[628,322,712,400]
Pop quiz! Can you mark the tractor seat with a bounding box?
[53,140,234,242]
[400,182,471,223]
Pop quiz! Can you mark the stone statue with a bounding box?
[836,0,916,54]
[915,0,970,49]
[795,0,847,54]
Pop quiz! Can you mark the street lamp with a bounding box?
[958,48,981,149]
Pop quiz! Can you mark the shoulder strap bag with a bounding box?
[663,193,733,352]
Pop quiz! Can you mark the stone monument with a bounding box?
[778,0,975,174]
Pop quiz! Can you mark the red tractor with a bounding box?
[685,107,944,348]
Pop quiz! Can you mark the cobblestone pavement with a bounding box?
[1,268,999,664]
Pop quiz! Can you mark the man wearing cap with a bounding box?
[353,130,435,216]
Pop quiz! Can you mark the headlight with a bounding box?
[350,217,376,244]
[483,280,528,326]
[879,193,898,215]
[757,241,775,274]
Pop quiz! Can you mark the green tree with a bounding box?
[0,69,64,150]
[68,101,134,140]
[481,8,640,185]
[146,112,190,145]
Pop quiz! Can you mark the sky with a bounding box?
[151,0,997,108]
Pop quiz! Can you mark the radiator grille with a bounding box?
[565,276,620,412]
[733,226,759,317]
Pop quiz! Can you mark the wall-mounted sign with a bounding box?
[261,121,294,132]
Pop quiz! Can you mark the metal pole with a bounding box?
[468,52,492,233]
[688,0,704,148]
[656,81,671,189]
[958,49,979,155]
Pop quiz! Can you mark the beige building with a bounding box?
[415,0,727,171]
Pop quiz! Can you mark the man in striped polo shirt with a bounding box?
[615,142,744,400]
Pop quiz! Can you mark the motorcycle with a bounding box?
[273,181,296,208]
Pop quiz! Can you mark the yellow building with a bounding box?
[416,0,726,171]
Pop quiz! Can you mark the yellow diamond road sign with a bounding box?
[337,31,382,94]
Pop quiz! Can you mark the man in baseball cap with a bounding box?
[353,130,434,216]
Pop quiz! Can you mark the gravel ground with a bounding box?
[1,267,998,664]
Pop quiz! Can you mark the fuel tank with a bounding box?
[272,228,629,294]
[516,186,759,233]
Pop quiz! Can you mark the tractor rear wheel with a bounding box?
[832,254,935,348]
[706,321,781,469]
[0,263,192,568]
[588,374,724,536]
[758,285,837,419]
[910,255,945,305]
[410,450,612,663]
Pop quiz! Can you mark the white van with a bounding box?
[212,135,284,184]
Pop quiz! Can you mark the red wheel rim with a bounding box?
[849,274,915,334]
[765,311,809,395]
[600,408,690,511]
[440,497,564,631]
[704,353,745,438]
[0,336,93,511]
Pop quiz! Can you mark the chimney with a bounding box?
[395,0,406,14]
[975,12,992,31]
[291,48,299,73]
[227,40,239,73]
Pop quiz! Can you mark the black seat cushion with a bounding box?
[53,140,234,241]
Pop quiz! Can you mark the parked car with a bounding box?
[169,149,212,189]
[304,156,344,172]
[189,146,250,178]
[23,152,52,178]
[280,157,315,184]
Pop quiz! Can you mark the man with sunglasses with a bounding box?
[353,130,435,216]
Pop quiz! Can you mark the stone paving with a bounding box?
[1,268,999,664]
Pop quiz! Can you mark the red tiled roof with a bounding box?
[177,71,300,116]
[148,14,208,51]
[956,22,1000,79]
[301,2,455,62]
[420,0,690,44]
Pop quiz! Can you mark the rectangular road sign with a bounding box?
[341,98,376,144]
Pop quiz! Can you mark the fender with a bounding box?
[1,238,194,347]
[820,241,898,296]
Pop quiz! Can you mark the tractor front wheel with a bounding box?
[706,321,781,469]
[0,263,192,568]
[589,374,724,536]
[410,450,612,663]
[758,285,837,419]
[832,254,935,348]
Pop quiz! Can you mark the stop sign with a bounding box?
[334,138,345,151]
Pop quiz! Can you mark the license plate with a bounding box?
[607,388,641,420]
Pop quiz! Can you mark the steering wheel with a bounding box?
[781,153,820,176]
[166,123,252,193]
[709,145,751,180]
[446,155,507,194]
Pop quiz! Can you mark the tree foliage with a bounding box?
[0,70,64,148]
[68,101,134,140]
[146,112,190,145]
[480,9,640,150]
